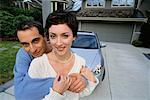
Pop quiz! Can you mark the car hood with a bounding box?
[71,48,101,69]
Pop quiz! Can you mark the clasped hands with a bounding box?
[53,73,86,95]
[52,66,96,95]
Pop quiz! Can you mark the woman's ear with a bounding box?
[73,37,76,41]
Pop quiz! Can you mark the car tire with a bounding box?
[102,67,105,81]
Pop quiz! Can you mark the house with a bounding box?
[14,0,150,43]
[74,0,149,43]
[41,0,149,43]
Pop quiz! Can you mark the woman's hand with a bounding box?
[68,73,87,93]
[53,73,72,95]
[80,66,96,83]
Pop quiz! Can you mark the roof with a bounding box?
[76,8,134,18]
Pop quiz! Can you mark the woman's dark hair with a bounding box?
[45,10,78,39]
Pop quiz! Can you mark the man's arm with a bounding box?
[14,48,54,100]
[14,48,32,81]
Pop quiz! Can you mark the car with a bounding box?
[71,31,105,82]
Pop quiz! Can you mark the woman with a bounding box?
[28,11,99,100]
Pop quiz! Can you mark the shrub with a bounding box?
[0,9,34,37]
[0,11,14,36]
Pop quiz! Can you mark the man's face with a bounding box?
[17,27,47,57]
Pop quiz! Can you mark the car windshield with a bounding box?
[71,34,98,49]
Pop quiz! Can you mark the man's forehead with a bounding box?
[20,36,42,44]
[18,32,42,43]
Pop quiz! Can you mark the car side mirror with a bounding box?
[100,43,106,48]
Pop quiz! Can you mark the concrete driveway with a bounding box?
[81,42,150,100]
[0,42,150,100]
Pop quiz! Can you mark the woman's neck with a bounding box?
[53,50,73,64]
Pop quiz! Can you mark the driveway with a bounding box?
[81,42,150,100]
[0,42,150,100]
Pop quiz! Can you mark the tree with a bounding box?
[0,0,15,8]
[139,19,150,48]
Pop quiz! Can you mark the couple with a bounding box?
[14,11,99,100]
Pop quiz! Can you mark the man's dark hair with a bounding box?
[17,20,44,37]
[45,10,78,39]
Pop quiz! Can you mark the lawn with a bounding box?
[0,41,20,85]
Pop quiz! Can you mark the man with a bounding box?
[14,20,86,100]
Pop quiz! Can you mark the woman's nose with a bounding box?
[56,37,62,46]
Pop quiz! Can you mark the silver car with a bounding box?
[71,31,105,81]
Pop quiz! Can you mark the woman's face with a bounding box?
[48,24,75,56]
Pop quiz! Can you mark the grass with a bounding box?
[0,41,20,85]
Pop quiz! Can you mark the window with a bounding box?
[111,0,135,7]
[57,2,64,11]
[51,1,66,12]
[86,0,105,8]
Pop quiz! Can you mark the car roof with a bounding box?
[77,31,96,36]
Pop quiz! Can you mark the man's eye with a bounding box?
[33,39,40,44]
[22,44,29,48]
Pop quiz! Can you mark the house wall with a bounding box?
[78,21,134,43]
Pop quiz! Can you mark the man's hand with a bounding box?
[68,73,87,93]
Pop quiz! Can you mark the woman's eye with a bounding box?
[50,35,56,39]
[63,34,69,38]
